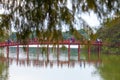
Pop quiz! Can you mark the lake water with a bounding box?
[0,46,103,80]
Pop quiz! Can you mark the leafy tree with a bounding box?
[0,0,120,42]
[0,15,10,42]
[97,17,120,54]
[0,54,8,80]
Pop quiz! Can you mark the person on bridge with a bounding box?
[7,39,11,44]
[70,36,75,43]
[96,38,102,43]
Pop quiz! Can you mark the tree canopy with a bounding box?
[0,0,120,42]
[97,17,120,54]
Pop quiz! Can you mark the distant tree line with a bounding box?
[97,17,120,54]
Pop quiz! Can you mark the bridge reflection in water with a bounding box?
[0,43,103,80]
[1,42,102,68]
[5,44,102,63]
[0,56,101,68]
[2,40,103,62]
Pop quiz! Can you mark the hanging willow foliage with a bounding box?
[0,0,120,43]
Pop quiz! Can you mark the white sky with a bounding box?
[0,8,4,14]
[66,0,100,28]
[0,3,4,14]
[81,12,100,27]
[0,1,100,32]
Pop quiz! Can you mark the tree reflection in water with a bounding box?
[0,57,101,68]
[0,55,9,80]
[0,48,101,80]
[98,55,120,80]
[2,47,120,80]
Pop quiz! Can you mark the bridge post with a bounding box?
[88,41,90,59]
[26,45,29,60]
[47,44,49,62]
[78,44,80,61]
[6,46,9,59]
[88,46,90,59]
[57,44,59,62]
[68,43,70,61]
[17,45,19,60]
[37,44,39,60]
[98,42,101,58]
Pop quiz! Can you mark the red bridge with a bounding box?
[0,40,103,61]
[0,40,103,46]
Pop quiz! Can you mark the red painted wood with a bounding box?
[26,45,29,60]
[0,40,105,60]
[98,42,101,59]
[68,42,70,61]
[47,45,49,61]
[17,45,19,60]
[78,44,80,61]
[6,46,9,59]
[37,44,39,60]
[0,40,105,47]
[88,45,90,59]
[57,45,59,61]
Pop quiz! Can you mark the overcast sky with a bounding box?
[81,12,100,27]
[0,1,100,32]
[67,0,100,28]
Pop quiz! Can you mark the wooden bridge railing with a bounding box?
[0,40,104,47]
[0,40,104,61]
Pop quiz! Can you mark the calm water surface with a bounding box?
[1,47,102,80]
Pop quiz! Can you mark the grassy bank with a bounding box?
[98,54,120,80]
[81,49,120,80]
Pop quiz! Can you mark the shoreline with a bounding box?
[9,45,83,48]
